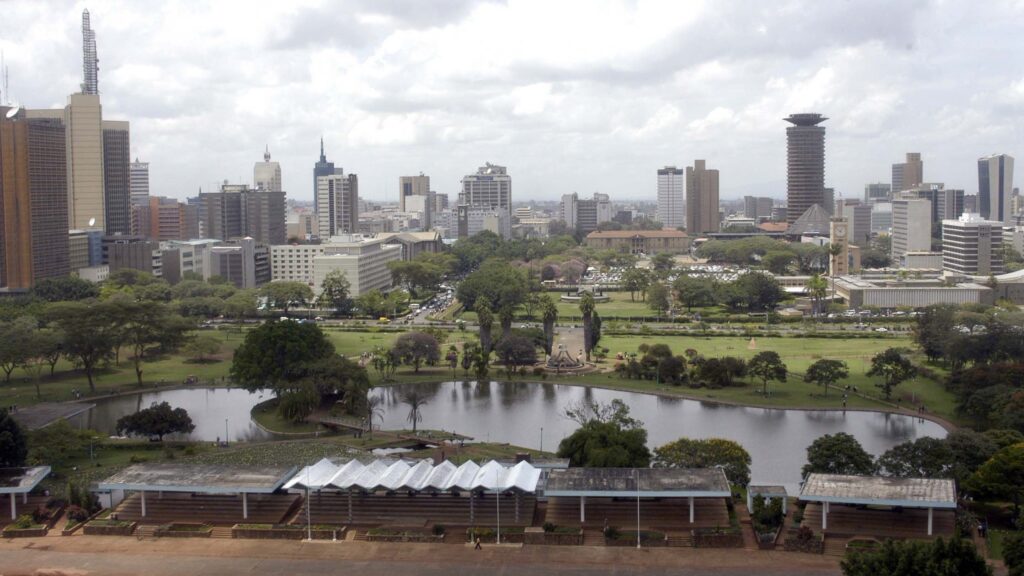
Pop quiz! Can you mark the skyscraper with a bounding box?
[892,153,923,194]
[254,146,281,192]
[459,163,512,238]
[891,198,932,265]
[784,113,827,225]
[685,160,719,234]
[63,93,105,230]
[399,174,432,230]
[978,154,1015,225]
[942,213,1005,276]
[199,184,285,245]
[317,173,359,237]
[313,138,337,207]
[81,9,98,95]
[656,166,684,229]
[102,120,130,235]
[130,158,149,205]
[864,182,891,204]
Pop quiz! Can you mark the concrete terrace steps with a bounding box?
[135,525,159,540]
[295,493,537,527]
[114,493,301,526]
[801,503,955,540]
[545,497,730,530]
[210,527,234,539]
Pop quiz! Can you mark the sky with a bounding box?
[1,0,1023,204]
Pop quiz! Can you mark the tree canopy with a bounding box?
[115,402,195,441]
[259,281,314,314]
[0,408,28,467]
[804,359,848,398]
[840,537,991,576]
[802,432,876,477]
[230,320,335,393]
[747,351,787,396]
[391,332,441,373]
[456,259,529,313]
[653,437,752,486]
[557,400,650,467]
[867,348,916,400]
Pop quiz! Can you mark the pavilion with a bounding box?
[798,473,957,538]
[0,467,51,520]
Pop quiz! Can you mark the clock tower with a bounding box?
[829,217,849,276]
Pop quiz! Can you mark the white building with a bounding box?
[459,163,511,238]
[657,166,684,229]
[129,158,149,206]
[270,243,326,287]
[457,205,509,238]
[312,235,402,297]
[254,147,282,192]
[871,201,893,234]
[891,199,932,265]
[317,173,359,236]
[942,213,1005,276]
[399,174,433,230]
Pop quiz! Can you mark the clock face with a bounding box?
[834,225,847,239]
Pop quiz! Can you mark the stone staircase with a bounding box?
[581,530,605,546]
[210,527,234,539]
[351,530,368,542]
[135,525,159,540]
[666,533,693,547]
[823,536,849,557]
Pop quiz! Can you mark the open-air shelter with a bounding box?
[0,467,51,520]
[747,484,788,514]
[799,473,957,537]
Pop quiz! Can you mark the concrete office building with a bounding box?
[686,160,720,235]
[892,153,924,194]
[942,213,1005,276]
[871,202,893,234]
[784,113,827,225]
[313,138,341,207]
[270,243,325,286]
[317,172,359,237]
[561,192,610,234]
[657,166,685,229]
[199,184,285,245]
[0,109,70,289]
[160,239,220,284]
[399,174,432,230]
[457,205,509,238]
[102,121,131,235]
[864,183,891,204]
[102,235,161,276]
[743,196,774,220]
[836,199,873,247]
[254,147,282,192]
[891,199,932,265]
[978,154,1015,224]
[311,235,402,297]
[376,231,444,261]
[459,163,512,238]
[209,238,270,289]
[903,184,964,236]
[584,230,691,255]
[62,93,105,230]
[129,158,149,205]
[135,196,199,241]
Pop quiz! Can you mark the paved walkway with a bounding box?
[0,534,844,575]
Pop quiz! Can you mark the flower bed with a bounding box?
[364,529,445,543]
[2,526,48,538]
[523,526,583,546]
[465,526,525,544]
[783,527,823,554]
[693,527,744,548]
[83,519,137,536]
[155,522,213,538]
[604,530,666,547]
[232,524,344,540]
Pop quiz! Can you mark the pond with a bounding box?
[77,382,946,490]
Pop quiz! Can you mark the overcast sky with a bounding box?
[2,0,1022,204]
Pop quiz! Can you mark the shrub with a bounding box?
[432,524,446,536]
[542,522,556,533]
[129,455,148,464]
[66,505,89,523]
[795,526,815,542]
[603,526,620,539]
[12,514,34,529]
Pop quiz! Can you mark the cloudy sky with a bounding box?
[2,0,1022,204]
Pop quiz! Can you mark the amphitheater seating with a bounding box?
[113,492,301,525]
[294,491,537,527]
[801,503,955,540]
[544,497,731,530]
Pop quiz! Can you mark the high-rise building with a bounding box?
[313,138,339,206]
[942,213,1004,276]
[964,194,978,215]
[892,153,923,194]
[241,188,286,245]
[102,121,130,235]
[864,182,891,204]
[399,174,432,230]
[63,93,105,230]
[891,198,932,265]
[130,158,149,205]
[743,196,774,219]
[784,113,827,225]
[822,187,835,215]
[561,192,611,234]
[836,199,873,247]
[978,154,1015,225]
[81,9,98,95]
[199,184,285,245]
[657,166,684,229]
[460,163,511,238]
[254,146,281,192]
[560,193,578,230]
[685,160,719,234]
[0,109,70,289]
[135,196,198,241]
[317,173,359,237]
[871,202,892,234]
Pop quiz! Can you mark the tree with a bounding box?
[21,327,63,399]
[387,260,443,298]
[828,242,844,299]
[579,292,596,362]
[0,408,28,467]
[540,294,558,356]
[802,432,875,477]
[278,385,320,423]
[476,297,495,355]
[498,305,515,340]
[673,275,716,311]
[445,345,459,378]
[650,252,675,273]
[647,282,670,316]
[230,320,335,393]
[120,301,192,386]
[461,342,479,377]
[653,437,752,487]
[747,351,787,396]
[496,335,538,377]
[877,437,954,478]
[259,281,314,315]
[621,268,651,302]
[696,356,747,388]
[840,538,992,576]
[26,419,95,469]
[867,348,915,401]
[456,259,529,315]
[364,392,385,437]
[731,271,785,311]
[401,390,428,432]
[115,402,195,441]
[557,400,650,467]
[913,305,958,363]
[391,332,440,373]
[804,359,848,398]
[1003,532,1024,576]
[184,333,222,362]
[355,290,386,317]
[31,276,99,302]
[967,443,1024,515]
[223,290,258,319]
[317,270,352,315]
[805,274,828,317]
[44,301,120,392]
[763,250,795,275]
[0,316,37,382]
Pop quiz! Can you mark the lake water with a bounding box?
[78,382,946,490]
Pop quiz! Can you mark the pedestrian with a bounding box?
[474,536,482,550]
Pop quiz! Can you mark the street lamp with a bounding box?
[540,427,543,453]
[496,488,501,545]
[224,418,229,446]
[635,468,641,549]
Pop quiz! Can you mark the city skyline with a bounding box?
[1,1,1022,203]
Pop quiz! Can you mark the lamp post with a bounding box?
[224,418,229,446]
[540,427,543,453]
[306,465,312,541]
[635,468,641,549]
[496,488,501,545]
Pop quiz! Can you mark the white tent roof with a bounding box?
[283,458,540,494]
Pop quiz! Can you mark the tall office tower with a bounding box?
[0,109,70,289]
[836,199,873,247]
[657,166,684,229]
[891,198,932,265]
[978,154,1015,224]
[560,192,578,229]
[964,194,978,214]
[743,196,774,219]
[317,173,359,236]
[942,213,1005,276]
[139,196,193,241]
[102,121,130,235]
[64,93,105,230]
[243,188,286,245]
[459,163,512,238]
[129,158,149,205]
[434,193,449,212]
[594,193,612,224]
[399,174,432,230]
[784,113,827,225]
[199,186,244,241]
[254,146,281,192]
[892,153,923,194]
[576,197,599,234]
[199,184,285,244]
[685,160,720,234]
[81,9,98,95]
[313,138,337,206]
[822,187,835,215]
[864,182,891,204]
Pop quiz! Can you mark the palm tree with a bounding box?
[364,393,384,438]
[499,305,515,340]
[828,242,844,303]
[579,292,596,362]
[446,345,459,379]
[476,297,494,355]
[540,294,558,357]
[401,390,428,433]
[805,274,828,317]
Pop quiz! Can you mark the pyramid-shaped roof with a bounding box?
[788,204,832,236]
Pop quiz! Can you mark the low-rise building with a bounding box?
[208,238,270,289]
[312,235,402,297]
[584,229,690,255]
[834,275,992,308]
[375,231,443,261]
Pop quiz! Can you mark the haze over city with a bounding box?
[2,0,1022,202]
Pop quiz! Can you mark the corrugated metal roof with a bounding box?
[799,474,956,509]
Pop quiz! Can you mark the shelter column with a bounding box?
[746,492,752,512]
[9,493,15,520]
[515,494,520,522]
[470,492,474,524]
[242,493,248,519]
[782,497,786,515]
[141,490,147,518]
[927,508,933,536]
[22,492,27,504]
[689,497,695,523]
[580,496,586,523]
[822,501,827,531]
[347,492,353,523]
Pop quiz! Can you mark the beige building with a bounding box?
[317,173,359,236]
[375,231,443,261]
[64,93,105,230]
[685,160,720,234]
[312,235,402,297]
[891,199,932,265]
[829,218,849,276]
[270,243,326,287]
[584,230,690,255]
[254,147,282,192]
[942,213,1005,276]
[892,152,924,194]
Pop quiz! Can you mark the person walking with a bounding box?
[474,536,482,550]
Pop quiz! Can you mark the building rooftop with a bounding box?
[799,474,956,509]
[787,204,832,236]
[10,403,94,431]
[98,464,296,494]
[283,458,541,493]
[585,230,688,239]
[545,467,730,497]
[757,222,789,233]
[0,467,52,494]
[784,113,828,126]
